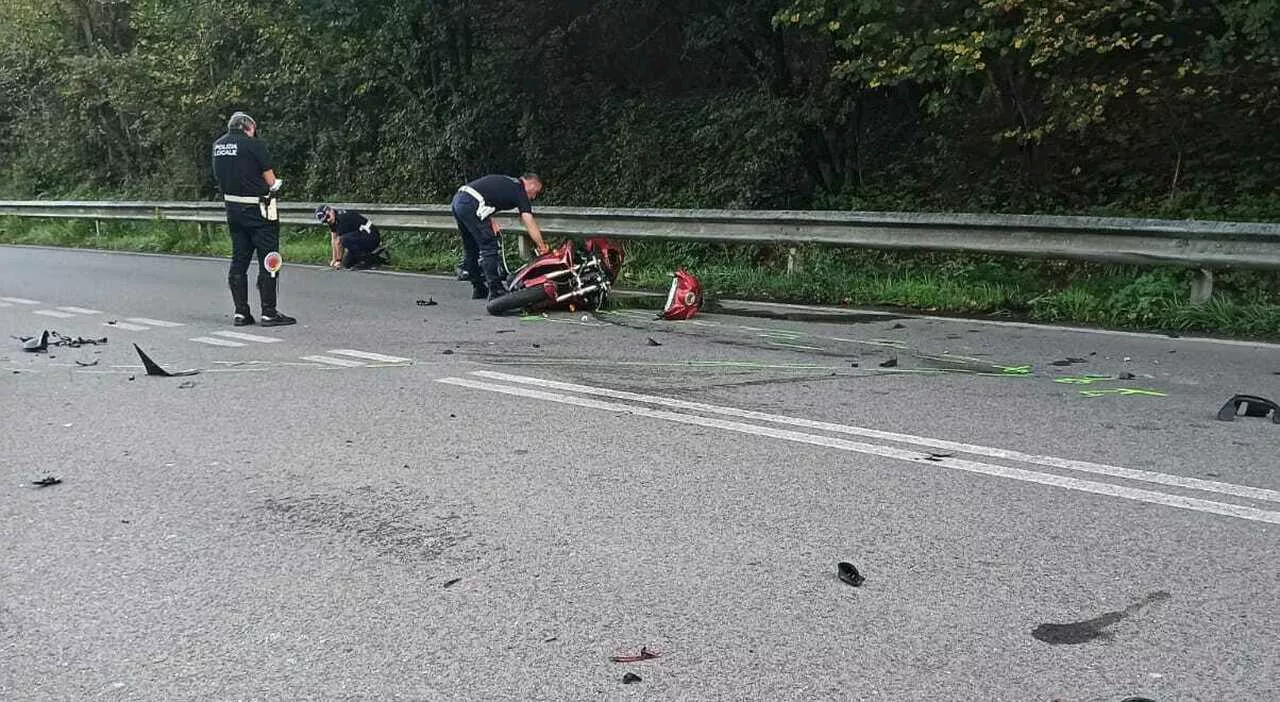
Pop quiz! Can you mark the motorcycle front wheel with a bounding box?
[486,285,552,316]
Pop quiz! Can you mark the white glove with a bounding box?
[269,178,283,193]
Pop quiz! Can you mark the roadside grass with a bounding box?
[3,216,1279,339]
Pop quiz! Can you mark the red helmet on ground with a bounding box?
[659,268,703,320]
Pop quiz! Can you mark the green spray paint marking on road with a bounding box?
[1054,374,1119,385]
[1079,388,1168,398]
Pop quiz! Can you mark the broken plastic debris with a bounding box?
[20,331,49,352]
[1216,394,1280,424]
[878,356,898,368]
[442,577,462,588]
[32,476,62,488]
[622,673,642,684]
[133,344,199,377]
[177,381,197,389]
[75,359,99,367]
[416,298,438,306]
[609,646,660,663]
[837,562,865,587]
[646,337,662,346]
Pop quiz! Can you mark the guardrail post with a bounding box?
[94,219,101,239]
[786,247,798,275]
[1190,268,1214,304]
[518,233,530,260]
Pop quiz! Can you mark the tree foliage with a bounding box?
[1,0,1277,218]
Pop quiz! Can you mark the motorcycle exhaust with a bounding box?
[555,282,608,303]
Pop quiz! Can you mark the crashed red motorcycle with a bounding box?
[486,237,625,316]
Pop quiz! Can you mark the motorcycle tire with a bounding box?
[486,285,552,316]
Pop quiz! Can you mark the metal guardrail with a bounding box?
[3,199,1280,300]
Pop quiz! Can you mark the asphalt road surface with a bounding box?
[3,245,1278,701]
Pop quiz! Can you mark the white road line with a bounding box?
[105,322,151,331]
[189,336,246,348]
[126,317,185,328]
[439,376,1280,526]
[56,306,102,315]
[300,355,368,368]
[470,370,1280,506]
[33,309,77,318]
[211,331,283,344]
[1,297,40,305]
[0,301,12,307]
[327,349,411,363]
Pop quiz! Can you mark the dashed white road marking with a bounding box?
[125,317,185,328]
[33,310,77,318]
[327,349,411,364]
[57,306,102,315]
[1,297,40,305]
[189,336,246,348]
[106,322,151,331]
[300,355,368,368]
[211,331,283,344]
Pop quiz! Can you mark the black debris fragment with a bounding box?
[133,344,199,377]
[32,476,62,488]
[1216,394,1280,424]
[837,562,865,587]
[543,636,558,643]
[416,298,438,306]
[1049,359,1072,367]
[879,356,898,368]
[75,359,99,367]
[106,320,118,325]
[532,343,541,349]
[622,673,642,684]
[850,362,859,367]
[891,323,906,329]
[496,329,515,334]
[127,375,136,381]
[646,337,662,346]
[1120,697,1158,702]
[1118,372,1136,380]
[441,349,454,355]
[443,577,462,588]
[923,451,955,462]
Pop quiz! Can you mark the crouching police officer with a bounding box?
[211,111,296,327]
[316,205,389,270]
[451,173,549,300]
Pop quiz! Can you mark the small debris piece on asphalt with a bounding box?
[19,331,49,352]
[646,337,662,346]
[442,578,462,588]
[1215,394,1280,424]
[133,344,199,377]
[74,359,99,367]
[177,380,197,389]
[441,349,454,355]
[923,451,955,462]
[879,356,898,368]
[532,343,541,349]
[891,323,906,329]
[837,561,866,587]
[610,646,660,663]
[32,476,62,488]
[1118,372,1136,380]
[416,298,438,306]
[622,673,642,684]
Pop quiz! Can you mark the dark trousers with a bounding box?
[340,229,381,268]
[451,192,506,295]
[225,203,280,316]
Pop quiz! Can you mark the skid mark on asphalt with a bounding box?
[437,371,1280,526]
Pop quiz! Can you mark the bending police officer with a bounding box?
[450,173,548,300]
[316,205,388,270]
[211,111,296,327]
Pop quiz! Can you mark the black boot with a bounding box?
[480,251,506,301]
[258,270,296,326]
[229,273,253,325]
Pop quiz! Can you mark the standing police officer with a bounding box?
[451,173,549,300]
[211,111,297,327]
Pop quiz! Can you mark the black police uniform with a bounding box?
[451,174,529,298]
[329,209,384,269]
[211,125,289,324]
